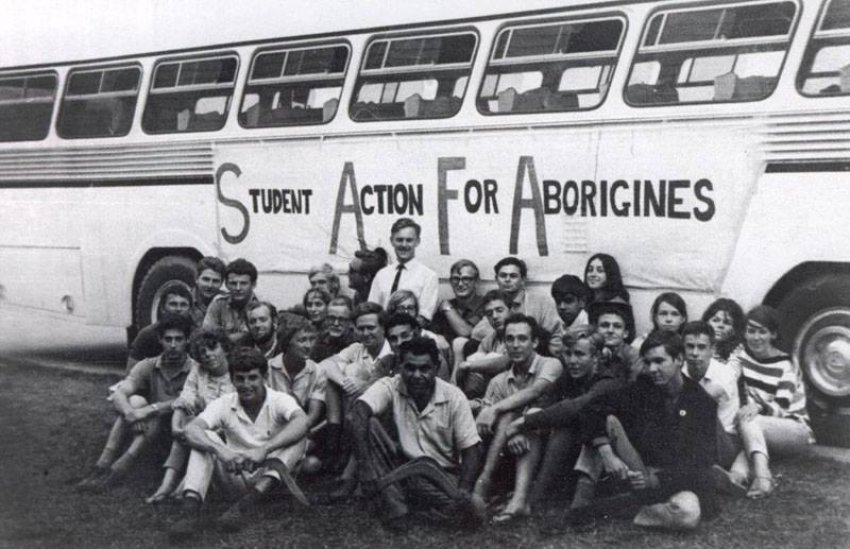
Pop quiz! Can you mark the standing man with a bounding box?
[351,338,483,531]
[168,347,309,540]
[564,330,719,531]
[203,258,260,342]
[488,257,564,356]
[368,218,439,325]
[190,256,226,328]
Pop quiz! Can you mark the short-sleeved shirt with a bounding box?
[359,376,481,469]
[478,331,506,355]
[267,355,327,409]
[202,293,259,337]
[430,294,486,340]
[172,363,234,415]
[321,340,393,385]
[684,359,740,434]
[368,258,440,321]
[199,390,303,453]
[472,290,565,352]
[483,353,563,409]
[128,324,164,362]
[124,355,195,404]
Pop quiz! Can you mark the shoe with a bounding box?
[491,505,530,525]
[168,516,200,543]
[711,465,747,498]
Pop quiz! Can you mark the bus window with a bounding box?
[239,43,349,127]
[625,1,798,106]
[477,16,625,115]
[0,73,57,141]
[350,31,476,121]
[142,54,238,134]
[57,66,140,138]
[798,0,850,96]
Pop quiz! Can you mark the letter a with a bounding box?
[329,162,367,254]
[509,156,548,256]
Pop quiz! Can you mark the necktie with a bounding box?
[391,264,405,294]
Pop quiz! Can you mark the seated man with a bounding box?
[147,328,235,503]
[126,282,193,371]
[236,301,281,359]
[430,259,486,353]
[588,299,642,382]
[473,314,563,522]
[380,313,450,380]
[203,258,260,342]
[313,296,357,362]
[190,256,226,328]
[564,330,719,532]
[680,321,773,499]
[453,290,513,400]
[168,347,310,540]
[551,274,590,330]
[352,338,483,531]
[78,313,195,492]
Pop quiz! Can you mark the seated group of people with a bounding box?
[76,217,814,540]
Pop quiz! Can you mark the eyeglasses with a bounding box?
[326,315,350,324]
[396,305,417,313]
[450,276,476,284]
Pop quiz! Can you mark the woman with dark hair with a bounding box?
[729,305,814,497]
[632,292,688,350]
[303,287,331,329]
[702,298,746,362]
[584,253,630,304]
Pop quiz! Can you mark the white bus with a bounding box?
[2,0,850,444]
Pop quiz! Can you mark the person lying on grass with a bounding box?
[77,313,195,493]
[146,328,235,504]
[351,337,484,532]
[558,330,719,532]
[472,314,562,523]
[168,346,309,541]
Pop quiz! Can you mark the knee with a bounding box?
[128,394,149,409]
[605,415,625,437]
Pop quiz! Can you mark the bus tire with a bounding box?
[777,274,850,447]
[134,255,196,330]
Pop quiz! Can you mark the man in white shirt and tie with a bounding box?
[368,217,439,327]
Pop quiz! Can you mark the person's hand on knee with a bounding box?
[507,433,530,456]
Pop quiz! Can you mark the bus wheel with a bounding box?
[778,275,850,447]
[134,256,196,330]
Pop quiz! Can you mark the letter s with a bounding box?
[693,178,716,222]
[216,163,250,244]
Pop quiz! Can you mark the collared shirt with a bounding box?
[566,309,589,331]
[202,293,259,337]
[473,289,565,353]
[267,355,327,409]
[359,376,481,469]
[313,329,357,362]
[189,286,220,329]
[320,340,393,385]
[172,363,234,415]
[430,294,486,339]
[199,390,303,453]
[125,355,195,403]
[483,353,563,409]
[684,359,740,434]
[368,258,440,320]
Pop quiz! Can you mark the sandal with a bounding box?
[747,476,776,500]
[491,506,530,525]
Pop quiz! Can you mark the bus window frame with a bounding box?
[142,51,240,135]
[349,26,480,123]
[238,39,352,129]
[624,0,801,108]
[796,0,850,98]
[0,70,58,143]
[475,11,628,116]
[57,62,142,139]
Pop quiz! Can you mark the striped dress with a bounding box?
[730,348,810,425]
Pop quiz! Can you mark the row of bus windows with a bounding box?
[1,0,850,142]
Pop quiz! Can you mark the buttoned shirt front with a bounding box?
[359,376,481,469]
[172,363,234,415]
[684,359,740,434]
[484,353,563,409]
[199,390,303,453]
[267,356,327,409]
[125,355,195,404]
[202,293,259,337]
[368,258,439,320]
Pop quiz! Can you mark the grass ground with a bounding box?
[1,362,849,549]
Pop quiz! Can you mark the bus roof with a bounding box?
[0,0,636,69]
